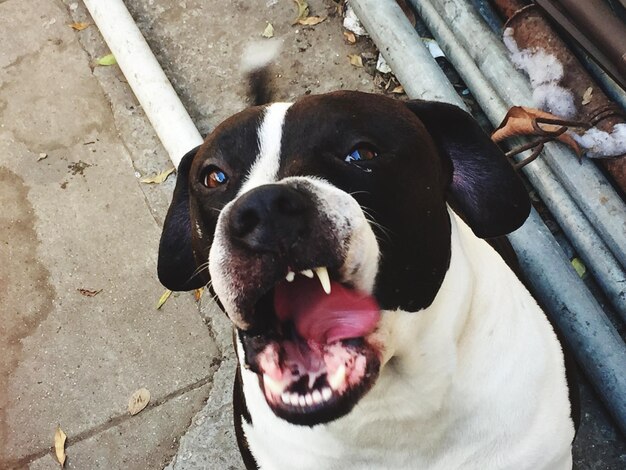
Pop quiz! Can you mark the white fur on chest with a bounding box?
[239,212,574,470]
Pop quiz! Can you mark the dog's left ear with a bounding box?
[158,145,209,291]
[406,100,530,238]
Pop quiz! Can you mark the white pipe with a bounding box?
[83,0,203,167]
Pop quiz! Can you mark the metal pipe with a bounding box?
[426,0,626,271]
[83,0,203,167]
[410,1,626,319]
[348,0,464,107]
[351,0,626,436]
[508,208,626,435]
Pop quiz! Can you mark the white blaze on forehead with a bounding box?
[239,102,293,195]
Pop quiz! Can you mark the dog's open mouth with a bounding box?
[239,268,381,425]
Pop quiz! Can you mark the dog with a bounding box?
[157,85,578,469]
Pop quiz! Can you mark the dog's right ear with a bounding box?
[158,145,208,291]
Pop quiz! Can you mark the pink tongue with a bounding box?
[274,276,380,344]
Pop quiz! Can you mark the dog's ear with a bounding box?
[406,100,530,238]
[158,145,208,291]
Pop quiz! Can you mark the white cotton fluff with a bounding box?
[533,84,577,118]
[572,123,626,158]
[240,39,282,73]
[503,28,576,118]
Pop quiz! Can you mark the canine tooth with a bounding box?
[281,393,290,404]
[328,364,346,390]
[298,395,307,407]
[305,393,313,406]
[322,387,332,402]
[314,267,331,294]
[312,390,322,404]
[285,271,295,282]
[301,269,314,278]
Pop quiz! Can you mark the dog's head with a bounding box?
[158,91,530,426]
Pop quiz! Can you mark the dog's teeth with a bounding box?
[281,392,290,404]
[301,269,314,278]
[314,266,331,294]
[305,393,313,406]
[289,393,300,406]
[328,364,346,391]
[298,395,306,407]
[322,387,332,402]
[312,390,322,404]
[285,271,295,282]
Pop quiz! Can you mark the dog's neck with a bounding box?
[335,210,478,425]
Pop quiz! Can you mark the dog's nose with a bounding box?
[228,184,313,252]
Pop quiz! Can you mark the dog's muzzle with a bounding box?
[209,179,382,425]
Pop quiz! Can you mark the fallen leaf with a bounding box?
[582,87,593,105]
[96,53,117,66]
[292,0,310,24]
[70,22,90,31]
[297,16,326,26]
[391,85,405,94]
[343,31,356,44]
[156,289,172,309]
[491,106,584,157]
[54,426,67,468]
[348,54,363,67]
[128,388,150,416]
[140,167,175,184]
[78,288,102,297]
[262,22,274,38]
[571,258,587,278]
[38,153,48,161]
[194,288,204,302]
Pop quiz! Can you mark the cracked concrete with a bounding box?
[1,0,219,467]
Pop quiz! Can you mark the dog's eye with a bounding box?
[344,146,377,163]
[202,167,228,189]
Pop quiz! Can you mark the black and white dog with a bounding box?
[158,88,577,468]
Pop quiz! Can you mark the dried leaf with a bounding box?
[38,153,48,161]
[95,53,117,66]
[70,22,90,31]
[262,22,274,38]
[582,87,593,106]
[571,258,587,278]
[343,31,356,44]
[391,85,405,94]
[292,0,309,24]
[194,288,204,302]
[128,388,150,415]
[78,288,102,297]
[140,167,175,184]
[348,54,363,67]
[297,16,326,26]
[156,289,172,310]
[491,106,583,156]
[54,426,67,468]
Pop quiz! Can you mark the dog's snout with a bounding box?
[228,184,312,252]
